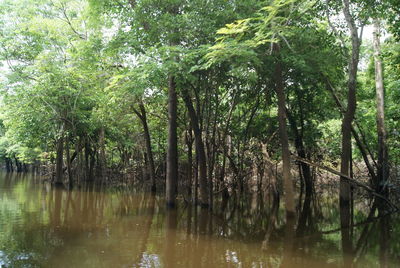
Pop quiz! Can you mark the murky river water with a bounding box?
[0,172,398,267]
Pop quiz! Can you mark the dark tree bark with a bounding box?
[84,138,90,181]
[181,88,209,208]
[185,125,193,198]
[133,102,156,192]
[286,109,313,200]
[55,135,64,185]
[325,78,377,182]
[14,157,22,173]
[166,75,179,207]
[98,126,107,181]
[65,138,73,187]
[89,148,95,181]
[340,0,361,257]
[286,109,313,233]
[273,43,295,218]
[5,157,12,172]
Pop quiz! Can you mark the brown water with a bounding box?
[0,172,398,267]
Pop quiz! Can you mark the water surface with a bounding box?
[0,172,398,267]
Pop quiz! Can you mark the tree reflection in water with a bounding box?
[0,172,398,267]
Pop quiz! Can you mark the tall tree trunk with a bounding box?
[166,75,179,207]
[89,148,95,181]
[373,19,389,199]
[273,43,295,218]
[66,138,73,187]
[325,78,377,182]
[5,158,11,172]
[186,125,193,199]
[14,157,22,172]
[85,138,90,181]
[55,135,64,185]
[287,109,313,201]
[9,157,14,172]
[134,102,156,192]
[99,126,107,181]
[181,88,209,208]
[287,110,313,233]
[340,0,361,256]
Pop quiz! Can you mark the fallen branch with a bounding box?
[291,155,398,211]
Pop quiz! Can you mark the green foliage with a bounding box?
[0,0,398,188]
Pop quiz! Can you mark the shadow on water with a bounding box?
[0,172,399,267]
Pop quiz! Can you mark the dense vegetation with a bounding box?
[0,0,399,231]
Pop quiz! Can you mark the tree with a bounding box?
[373,19,389,199]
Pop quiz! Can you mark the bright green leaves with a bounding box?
[0,0,99,161]
[206,0,318,68]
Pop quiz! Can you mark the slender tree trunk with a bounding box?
[207,98,218,209]
[89,149,95,181]
[9,157,14,172]
[186,125,193,198]
[14,157,22,173]
[340,0,360,221]
[99,126,107,181]
[5,158,11,172]
[340,0,361,257]
[288,115,313,232]
[77,138,84,183]
[287,110,313,201]
[273,43,295,218]
[134,102,156,192]
[55,136,64,185]
[166,75,179,207]
[85,139,90,181]
[373,19,389,199]
[325,78,377,181]
[181,88,209,208]
[66,138,73,187]
[194,152,199,205]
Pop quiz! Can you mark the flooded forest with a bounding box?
[0,0,399,267]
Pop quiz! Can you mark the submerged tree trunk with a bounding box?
[181,88,209,208]
[287,110,313,234]
[273,43,295,218]
[166,75,179,207]
[340,0,361,257]
[373,19,389,200]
